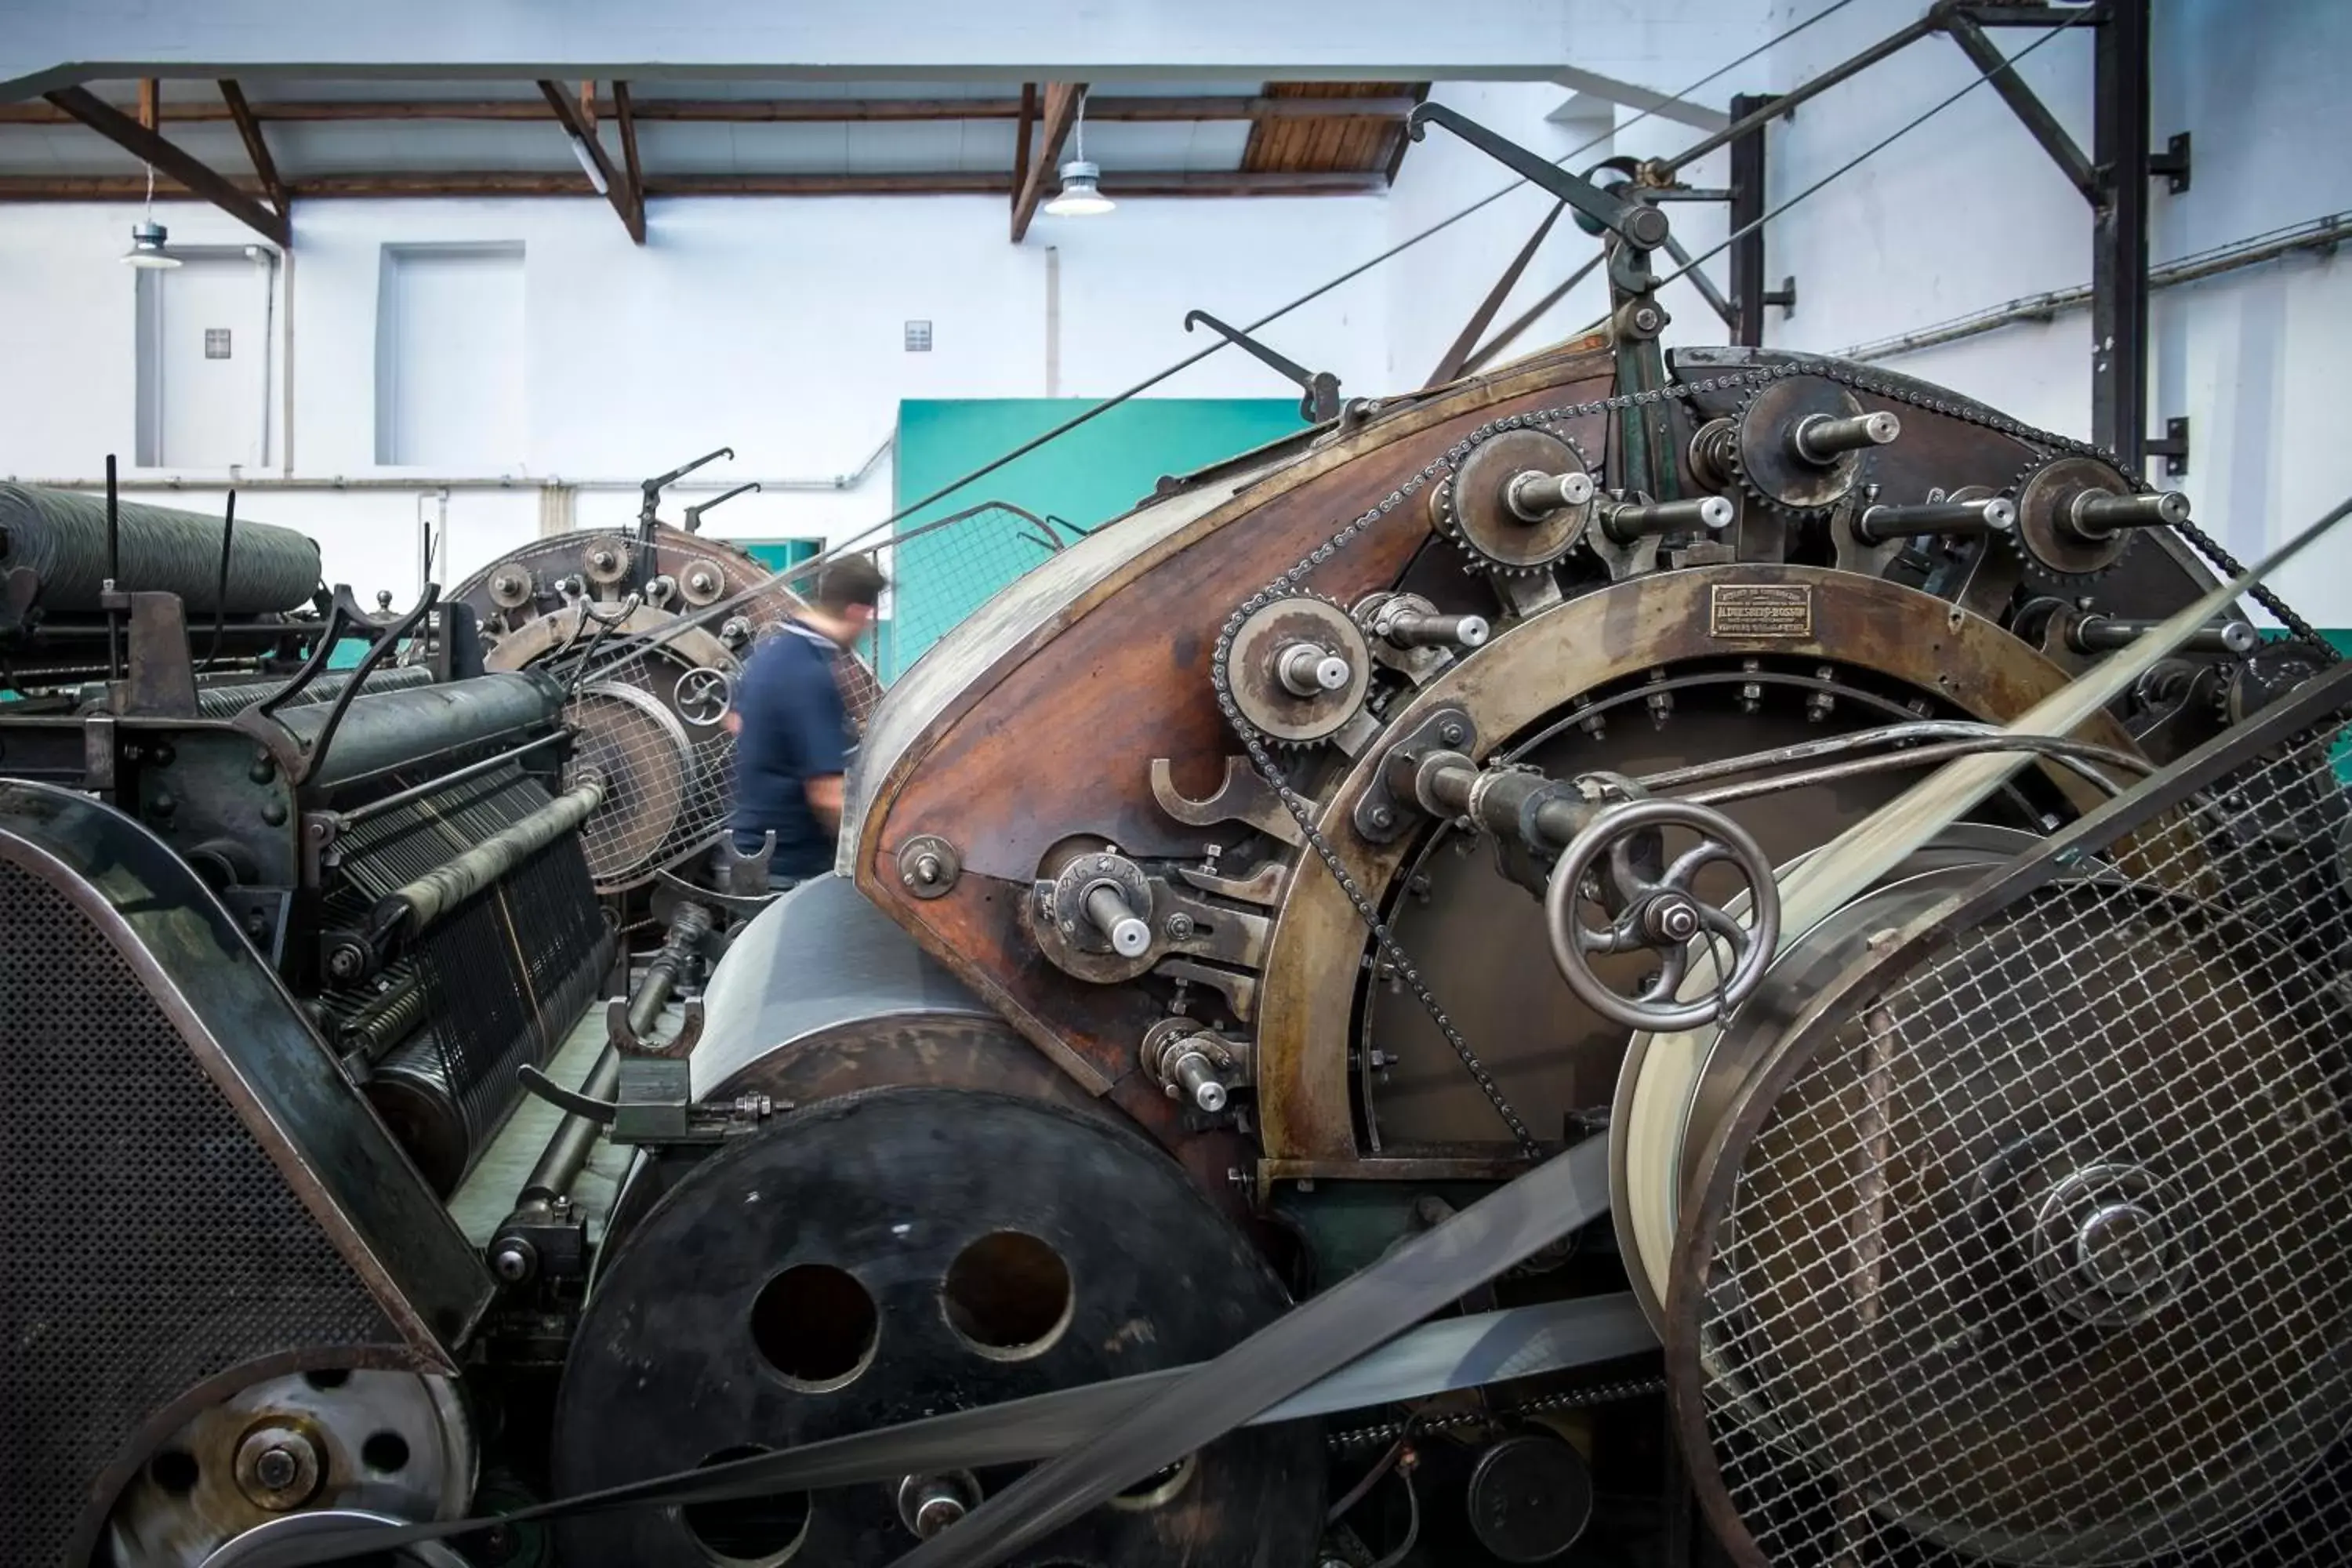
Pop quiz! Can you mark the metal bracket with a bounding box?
[2150,129,2190,194]
[2146,415,2190,477]
[1183,310,1343,423]
[1354,706,1477,844]
[1149,756,1305,846]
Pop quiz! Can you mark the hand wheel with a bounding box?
[1543,797,1780,1032]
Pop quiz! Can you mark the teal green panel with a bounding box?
[886,397,1305,681]
[738,539,822,574]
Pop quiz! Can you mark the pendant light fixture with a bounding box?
[1044,90,1115,218]
[121,163,182,269]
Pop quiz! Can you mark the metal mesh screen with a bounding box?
[1686,704,2352,1566]
[0,858,397,1566]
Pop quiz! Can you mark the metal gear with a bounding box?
[1729,376,1893,514]
[1429,427,1595,575]
[579,535,633,589]
[2011,452,2137,580]
[1220,590,1373,746]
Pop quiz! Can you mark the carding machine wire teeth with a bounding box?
[19,108,2352,1568]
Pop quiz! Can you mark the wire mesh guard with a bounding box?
[1675,695,2352,1567]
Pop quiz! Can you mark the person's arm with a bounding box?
[804,773,845,833]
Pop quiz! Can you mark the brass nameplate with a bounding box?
[1710,583,1813,638]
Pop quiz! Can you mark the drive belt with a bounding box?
[244,1143,1624,1567]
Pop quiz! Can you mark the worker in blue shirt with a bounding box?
[724,555,887,886]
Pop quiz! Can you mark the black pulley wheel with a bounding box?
[550,1087,1325,1566]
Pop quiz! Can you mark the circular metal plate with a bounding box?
[1736,377,1871,513]
[1226,593,1372,745]
[2015,454,2134,579]
[1671,875,2352,1566]
[1439,428,1592,572]
[107,1373,472,1568]
[551,1087,1326,1566]
[569,681,698,888]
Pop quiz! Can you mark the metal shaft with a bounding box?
[1083,881,1152,958]
[515,901,712,1213]
[2071,615,2256,657]
[1792,409,1900,463]
[1504,469,1596,520]
[1408,753,1592,852]
[2070,488,2191,536]
[1856,496,2016,544]
[1275,641,1352,696]
[1169,1048,1230,1113]
[372,771,604,940]
[1599,494,1733,545]
[1380,608,1490,650]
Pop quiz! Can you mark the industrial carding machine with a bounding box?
[21,106,2352,1568]
[0,480,616,1564]
[445,450,884,929]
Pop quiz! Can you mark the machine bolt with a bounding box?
[1367,804,1396,829]
[249,753,276,783]
[260,800,289,826]
[150,790,176,818]
[234,1425,322,1511]
[1439,720,1467,746]
[1165,912,1196,940]
[490,1239,536,1283]
[254,1447,299,1491]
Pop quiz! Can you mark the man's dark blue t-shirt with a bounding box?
[728,622,852,878]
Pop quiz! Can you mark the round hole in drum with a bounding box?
[679,1445,809,1566]
[942,1230,1073,1359]
[751,1264,878,1389]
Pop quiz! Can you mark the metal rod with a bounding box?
[2071,488,2190,534]
[1841,211,2350,361]
[1656,10,1942,175]
[1506,469,1597,519]
[1599,494,1733,543]
[2071,615,2256,656]
[1944,8,2098,200]
[1793,409,1900,462]
[1856,496,2016,543]
[335,729,572,828]
[103,453,121,682]
[514,901,713,1214]
[1083,882,1152,957]
[1380,609,1490,651]
[1638,717,2154,790]
[1679,735,2143,806]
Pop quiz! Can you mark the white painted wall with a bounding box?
[0,191,1394,599]
[3,0,2347,624]
[1766,0,2352,618]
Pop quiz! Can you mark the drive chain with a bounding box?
[1209,354,2334,1155]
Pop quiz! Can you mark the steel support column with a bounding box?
[2090,0,2153,467]
[1727,92,1775,347]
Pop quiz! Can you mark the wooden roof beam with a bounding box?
[535,78,641,243]
[216,80,288,216]
[0,169,1384,201]
[40,84,289,245]
[0,92,1424,126]
[1010,82,1084,242]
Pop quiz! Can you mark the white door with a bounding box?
[140,253,269,469]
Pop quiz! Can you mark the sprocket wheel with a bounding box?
[1221,590,1374,746]
[2010,452,2138,581]
[1731,376,1883,514]
[1430,427,1595,575]
[550,1088,1326,1568]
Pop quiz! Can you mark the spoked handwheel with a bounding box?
[1544,798,1780,1032]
